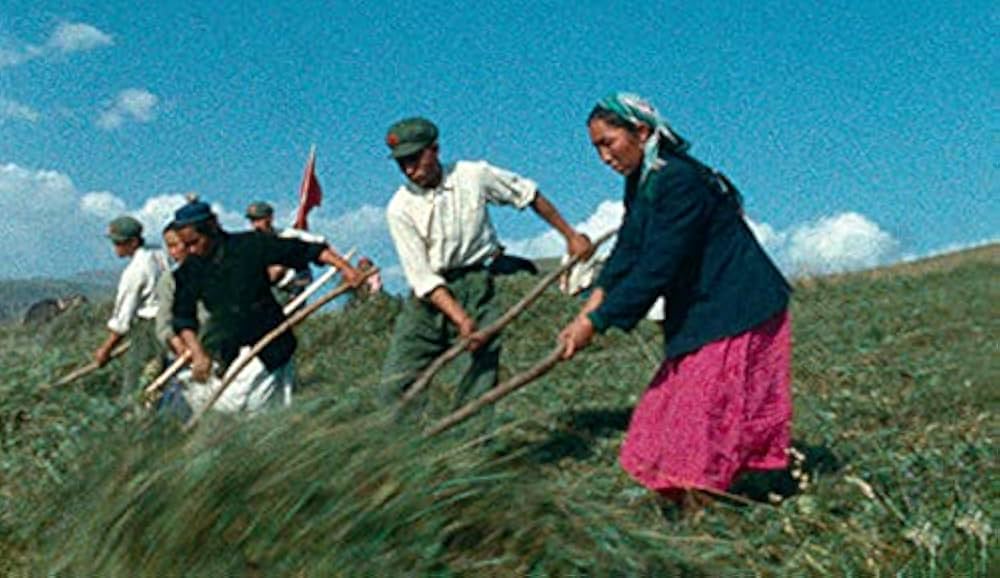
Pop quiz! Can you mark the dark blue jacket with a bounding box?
[589,149,791,359]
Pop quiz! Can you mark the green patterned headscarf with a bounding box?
[594,92,689,183]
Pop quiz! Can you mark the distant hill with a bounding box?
[0,270,118,324]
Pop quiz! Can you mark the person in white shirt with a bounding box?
[94,215,168,396]
[380,117,593,418]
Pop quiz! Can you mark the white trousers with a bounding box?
[180,348,294,415]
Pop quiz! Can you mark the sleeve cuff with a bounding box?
[107,319,129,335]
[304,242,325,264]
[172,317,199,334]
[513,183,538,210]
[412,275,447,299]
[587,311,609,333]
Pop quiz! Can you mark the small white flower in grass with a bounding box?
[904,522,941,555]
[844,475,877,500]
[955,510,991,546]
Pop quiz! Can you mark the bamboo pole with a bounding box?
[142,249,354,404]
[183,268,378,432]
[399,227,618,409]
[40,340,131,391]
[425,343,565,437]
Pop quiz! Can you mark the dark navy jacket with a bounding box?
[172,231,324,370]
[589,149,791,359]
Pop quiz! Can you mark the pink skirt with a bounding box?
[619,310,792,494]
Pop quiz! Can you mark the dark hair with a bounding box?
[587,106,641,134]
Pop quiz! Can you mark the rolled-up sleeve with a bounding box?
[107,265,141,334]
[478,162,537,209]
[387,207,445,298]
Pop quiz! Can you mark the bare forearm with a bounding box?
[531,192,575,240]
[317,247,360,284]
[100,331,123,352]
[427,286,472,329]
[318,247,351,272]
[532,192,593,258]
[179,329,208,360]
[580,288,605,316]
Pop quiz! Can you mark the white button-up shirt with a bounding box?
[107,245,168,334]
[386,160,537,298]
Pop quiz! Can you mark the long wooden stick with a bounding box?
[183,268,378,431]
[282,248,356,313]
[399,227,618,408]
[142,250,354,403]
[40,341,131,391]
[425,343,565,437]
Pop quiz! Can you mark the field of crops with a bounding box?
[0,245,995,575]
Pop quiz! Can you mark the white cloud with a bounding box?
[749,212,900,275]
[0,22,112,69]
[0,98,40,123]
[505,200,624,258]
[45,22,114,53]
[0,162,246,279]
[0,163,112,278]
[97,88,159,130]
[80,191,127,220]
[81,191,246,237]
[504,199,902,278]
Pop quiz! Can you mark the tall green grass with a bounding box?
[1,248,996,575]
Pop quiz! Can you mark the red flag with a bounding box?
[293,145,322,230]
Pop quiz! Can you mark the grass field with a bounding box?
[0,245,995,575]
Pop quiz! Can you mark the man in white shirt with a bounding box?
[381,117,592,418]
[94,215,168,396]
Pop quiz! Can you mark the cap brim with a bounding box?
[388,142,430,159]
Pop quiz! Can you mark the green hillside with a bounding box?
[0,246,996,575]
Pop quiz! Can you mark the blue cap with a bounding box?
[173,200,215,227]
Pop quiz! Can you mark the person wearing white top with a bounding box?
[94,215,168,396]
[380,117,593,418]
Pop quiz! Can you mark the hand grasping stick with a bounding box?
[182,267,378,432]
[425,342,565,437]
[398,228,618,410]
[39,341,131,391]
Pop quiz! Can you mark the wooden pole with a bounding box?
[40,340,131,391]
[399,227,618,409]
[425,343,565,437]
[142,249,354,404]
[183,268,378,432]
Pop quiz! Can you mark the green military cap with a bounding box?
[385,117,438,159]
[107,215,143,243]
[246,201,274,220]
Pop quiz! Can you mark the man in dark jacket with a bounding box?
[171,200,359,413]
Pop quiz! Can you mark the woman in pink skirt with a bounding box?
[559,93,793,501]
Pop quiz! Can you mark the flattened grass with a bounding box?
[0,246,996,575]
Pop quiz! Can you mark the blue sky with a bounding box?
[1,1,996,285]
